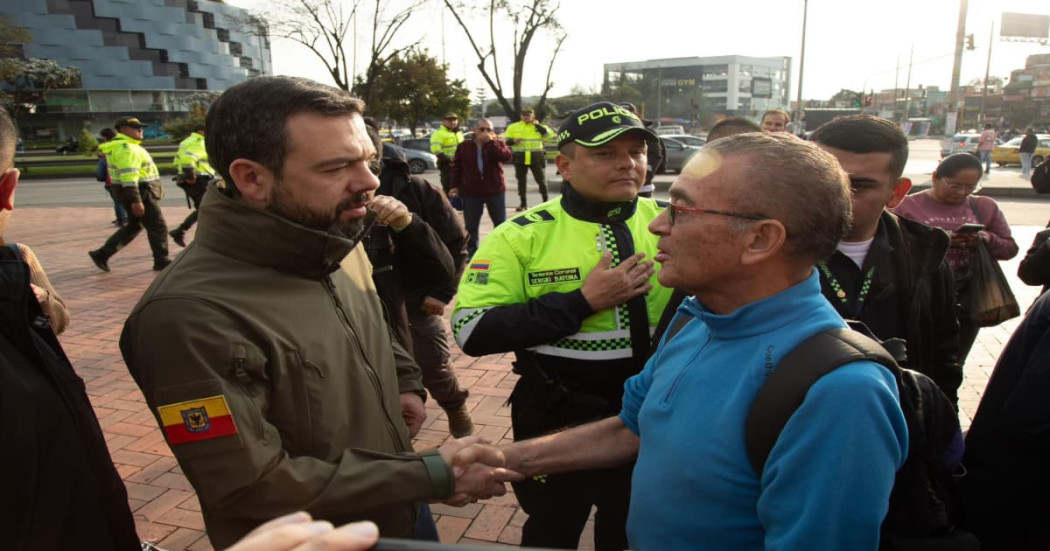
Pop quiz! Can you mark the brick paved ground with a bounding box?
[7,202,1043,550]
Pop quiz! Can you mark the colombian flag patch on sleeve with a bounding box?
[157,395,238,445]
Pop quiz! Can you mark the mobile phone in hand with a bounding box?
[955,223,985,234]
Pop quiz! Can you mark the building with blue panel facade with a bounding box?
[1,0,271,140]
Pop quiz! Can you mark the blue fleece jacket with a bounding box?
[620,271,908,551]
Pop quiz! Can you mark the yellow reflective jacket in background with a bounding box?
[175,132,214,176]
[505,121,553,165]
[430,126,463,158]
[99,133,159,188]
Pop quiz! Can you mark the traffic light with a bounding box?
[966,34,975,50]
[854,92,863,108]
[864,94,872,107]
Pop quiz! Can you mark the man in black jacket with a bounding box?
[1019,128,1039,179]
[0,105,140,549]
[811,115,962,405]
[364,121,474,437]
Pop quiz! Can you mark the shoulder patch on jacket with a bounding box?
[158,395,238,445]
[512,209,556,227]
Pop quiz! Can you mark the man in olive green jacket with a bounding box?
[120,76,515,548]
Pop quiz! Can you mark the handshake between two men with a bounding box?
[434,436,525,506]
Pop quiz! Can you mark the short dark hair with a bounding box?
[810,114,909,178]
[100,127,117,141]
[0,107,16,171]
[935,152,983,179]
[205,76,365,186]
[707,118,761,142]
[699,132,852,263]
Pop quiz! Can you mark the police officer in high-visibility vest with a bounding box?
[452,101,673,550]
[89,116,171,272]
[430,112,464,194]
[505,107,554,211]
[169,125,214,247]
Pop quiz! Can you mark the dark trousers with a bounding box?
[175,180,207,233]
[106,185,127,223]
[98,184,169,263]
[462,193,506,258]
[514,160,548,207]
[437,157,452,194]
[509,374,631,550]
[408,308,467,410]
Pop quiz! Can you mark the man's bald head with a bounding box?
[681,132,851,263]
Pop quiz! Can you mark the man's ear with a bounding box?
[227,159,274,208]
[555,153,573,181]
[739,219,788,267]
[0,168,20,211]
[887,177,912,209]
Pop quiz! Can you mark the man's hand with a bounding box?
[420,296,447,316]
[580,252,654,311]
[370,196,413,231]
[226,511,379,551]
[131,202,145,217]
[448,188,459,198]
[399,392,426,437]
[437,437,523,506]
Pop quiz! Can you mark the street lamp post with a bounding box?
[795,0,808,134]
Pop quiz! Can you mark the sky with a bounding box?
[228,0,1050,103]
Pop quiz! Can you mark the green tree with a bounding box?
[442,0,566,119]
[77,128,98,156]
[829,88,861,105]
[368,49,470,134]
[163,103,209,142]
[0,16,82,114]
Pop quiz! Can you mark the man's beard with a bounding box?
[266,178,371,239]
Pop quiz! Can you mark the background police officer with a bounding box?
[430,112,464,194]
[89,116,170,272]
[505,107,553,211]
[169,124,214,247]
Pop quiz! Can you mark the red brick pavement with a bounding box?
[6,203,1042,550]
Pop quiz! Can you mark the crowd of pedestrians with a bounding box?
[4,77,1050,551]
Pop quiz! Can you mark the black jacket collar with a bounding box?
[559,182,638,224]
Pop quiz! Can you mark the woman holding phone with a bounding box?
[893,153,1018,367]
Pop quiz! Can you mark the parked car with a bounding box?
[940,132,1001,159]
[991,134,1050,167]
[399,136,432,153]
[654,125,686,136]
[386,144,437,174]
[661,134,707,148]
[659,136,702,173]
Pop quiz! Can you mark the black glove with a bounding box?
[536,125,548,136]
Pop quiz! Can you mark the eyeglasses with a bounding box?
[666,203,770,226]
[942,179,980,193]
[476,127,493,133]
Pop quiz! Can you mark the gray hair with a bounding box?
[695,132,852,263]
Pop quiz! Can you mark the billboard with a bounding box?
[752,77,772,99]
[1001,13,1050,40]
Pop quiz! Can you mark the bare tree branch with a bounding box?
[441,0,565,119]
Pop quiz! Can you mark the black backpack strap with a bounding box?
[745,328,899,476]
[664,314,692,343]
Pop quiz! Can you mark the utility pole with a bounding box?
[893,53,900,122]
[979,20,995,126]
[946,0,968,135]
[794,0,809,133]
[903,45,914,122]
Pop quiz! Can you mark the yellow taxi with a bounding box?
[992,134,1050,167]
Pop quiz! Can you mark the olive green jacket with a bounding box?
[120,188,445,548]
